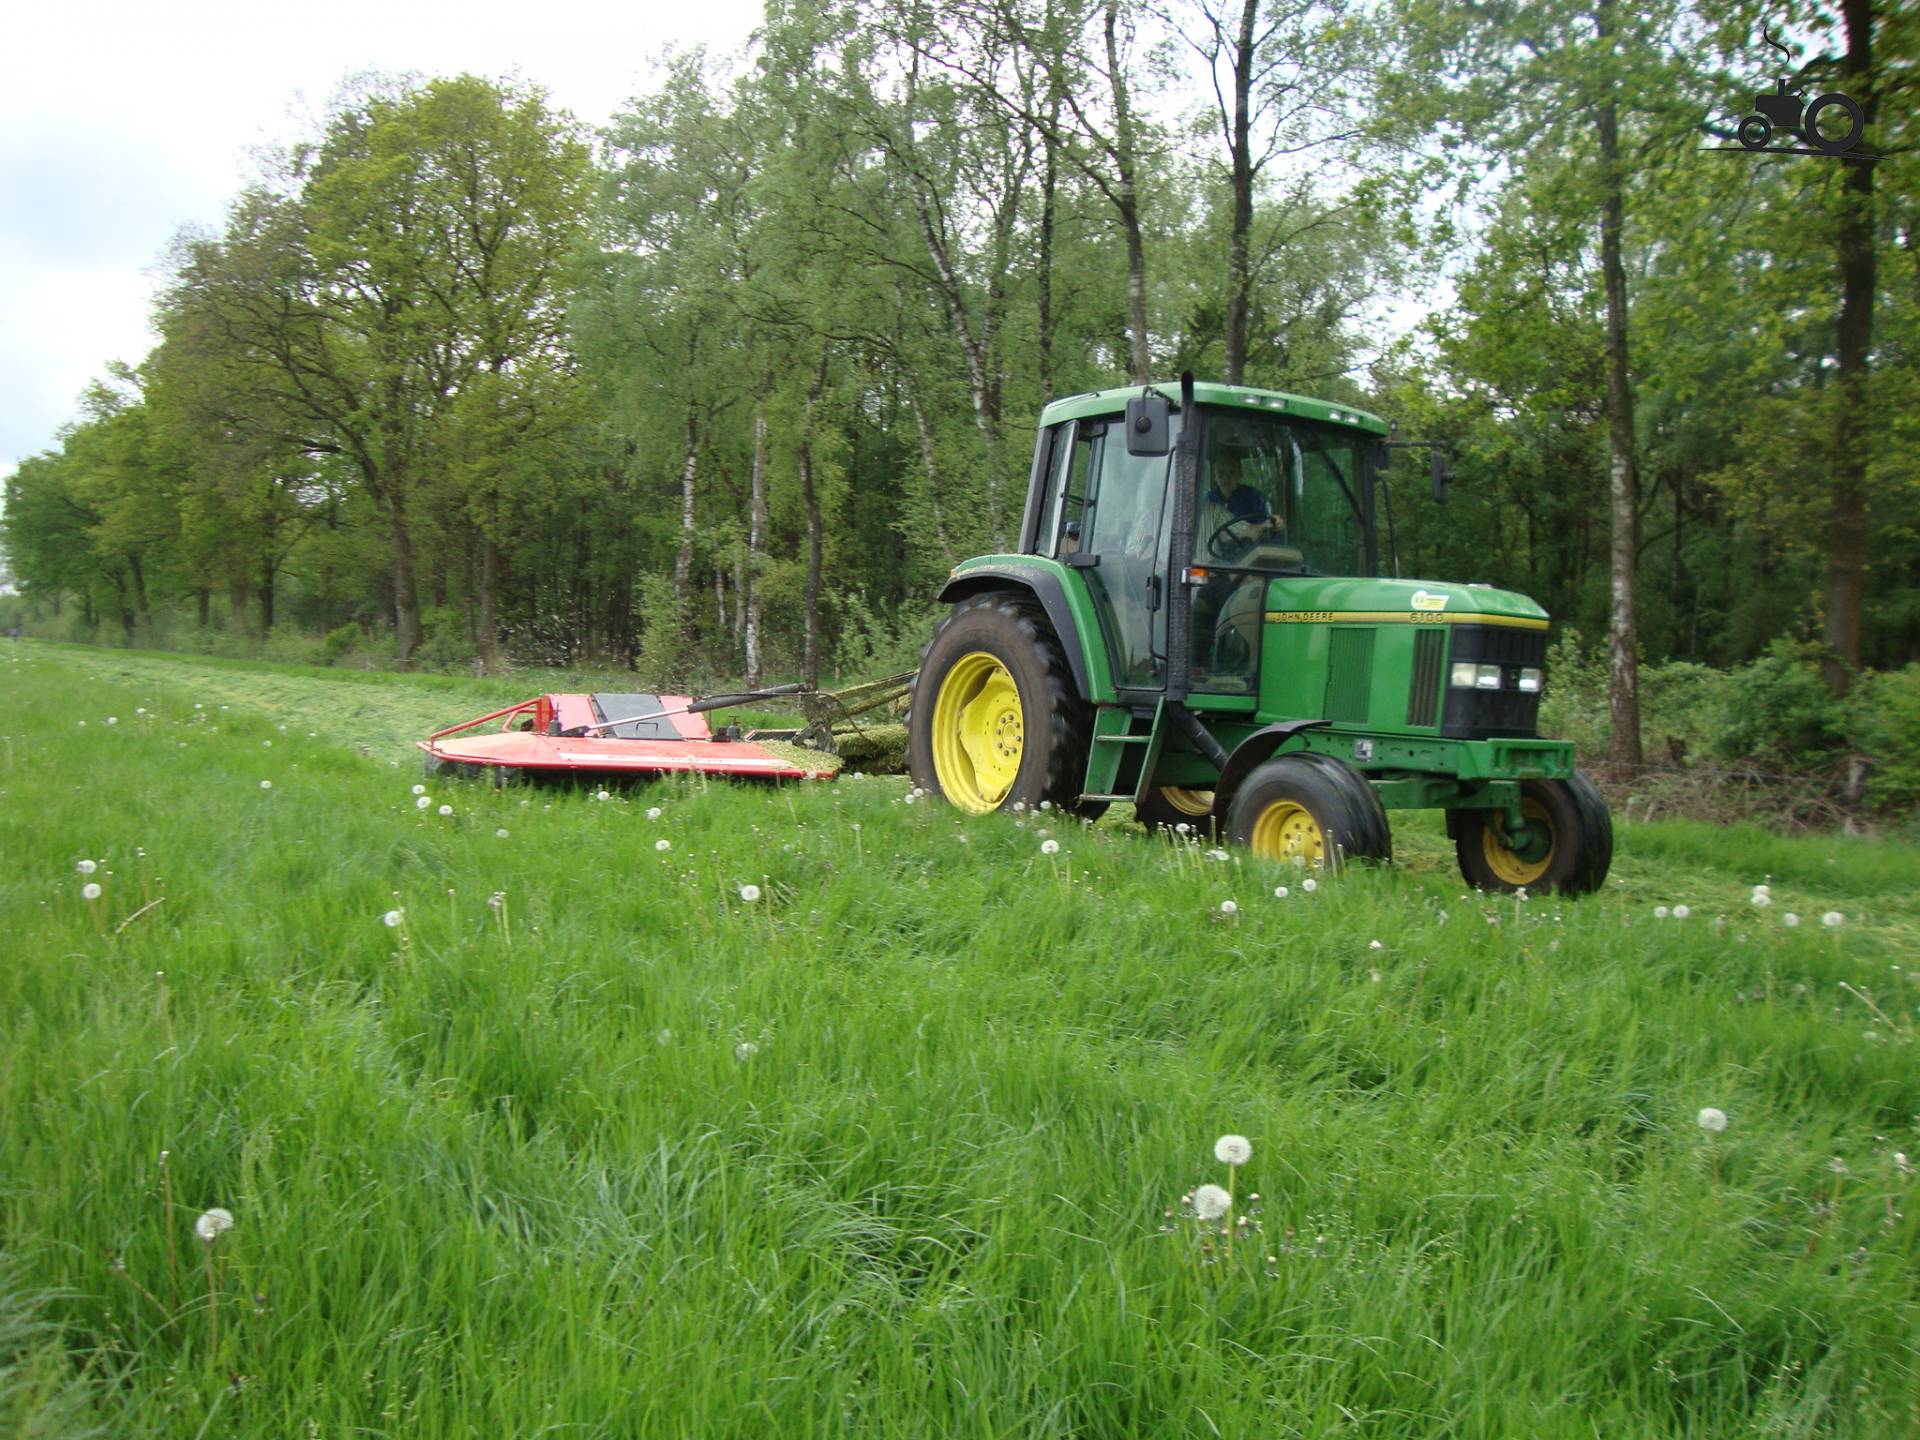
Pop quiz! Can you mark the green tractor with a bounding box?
[905,374,1613,893]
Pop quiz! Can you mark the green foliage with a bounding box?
[1708,639,1849,768]
[1851,665,1920,815]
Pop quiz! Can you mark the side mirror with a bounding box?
[1124,392,1170,456]
[1431,447,1455,504]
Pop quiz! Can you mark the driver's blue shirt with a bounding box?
[1206,485,1269,520]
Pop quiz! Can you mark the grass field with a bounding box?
[3,640,1917,1437]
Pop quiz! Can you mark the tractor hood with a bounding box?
[1262,576,1549,629]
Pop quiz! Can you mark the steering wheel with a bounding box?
[1205,514,1272,559]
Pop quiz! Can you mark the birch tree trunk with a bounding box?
[1595,3,1642,772]
[744,396,769,688]
[1105,0,1153,381]
[673,405,700,608]
[1222,0,1258,385]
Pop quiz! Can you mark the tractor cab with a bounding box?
[1020,383,1388,699]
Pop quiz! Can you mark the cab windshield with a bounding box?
[1193,409,1375,577]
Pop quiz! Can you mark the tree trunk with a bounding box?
[1595,10,1643,773]
[744,397,769,688]
[389,494,423,666]
[126,553,150,633]
[908,391,955,563]
[1038,101,1061,403]
[258,557,275,636]
[1822,0,1877,695]
[478,537,501,672]
[197,587,211,630]
[1105,0,1152,382]
[799,353,829,688]
[1222,0,1258,385]
[673,405,699,607]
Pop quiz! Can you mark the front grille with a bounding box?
[1407,629,1445,727]
[1323,627,1376,723]
[1439,626,1547,738]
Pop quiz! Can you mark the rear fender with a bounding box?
[1216,720,1331,812]
[937,564,1098,702]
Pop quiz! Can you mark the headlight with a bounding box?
[1475,664,1503,690]
[1450,662,1478,688]
[1516,667,1543,693]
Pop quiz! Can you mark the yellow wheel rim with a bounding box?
[1249,799,1326,866]
[1481,797,1554,886]
[1160,787,1214,817]
[929,651,1024,814]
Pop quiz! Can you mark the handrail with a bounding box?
[426,700,536,743]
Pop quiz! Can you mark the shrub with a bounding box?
[1850,664,1920,816]
[1706,639,1846,768]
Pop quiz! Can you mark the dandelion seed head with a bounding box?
[1751,892,1772,908]
[76,859,97,875]
[195,1208,234,1242]
[82,882,103,901]
[1192,1184,1231,1220]
[382,909,404,928]
[1673,904,1691,920]
[656,1028,673,1046]
[1273,886,1289,899]
[655,839,671,852]
[415,795,431,809]
[1040,838,1060,855]
[259,779,272,790]
[1302,878,1318,892]
[1697,1107,1728,1133]
[412,784,426,795]
[1369,939,1383,950]
[437,804,453,816]
[1783,912,1800,927]
[646,807,662,820]
[1214,1134,1252,1165]
[735,1040,759,1061]
[1822,911,1844,928]
[1654,905,1670,919]
[739,883,762,903]
[1207,848,1230,862]
[1219,899,1237,915]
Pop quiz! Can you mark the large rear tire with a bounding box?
[1454,772,1612,895]
[1224,753,1391,871]
[907,593,1102,818]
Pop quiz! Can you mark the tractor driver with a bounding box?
[1191,439,1282,688]
[1196,446,1280,560]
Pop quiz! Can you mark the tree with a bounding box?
[159,75,590,664]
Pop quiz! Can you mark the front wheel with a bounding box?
[1454,772,1612,895]
[1224,753,1391,872]
[907,593,1100,817]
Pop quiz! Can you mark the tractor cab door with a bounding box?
[1059,418,1172,690]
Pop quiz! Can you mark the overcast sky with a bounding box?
[0,0,766,483]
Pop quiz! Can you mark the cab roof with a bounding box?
[1038,380,1390,437]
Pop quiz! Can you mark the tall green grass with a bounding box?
[2,643,1916,1436]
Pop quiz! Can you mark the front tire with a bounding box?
[907,593,1100,817]
[1224,753,1391,871]
[1454,772,1612,895]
